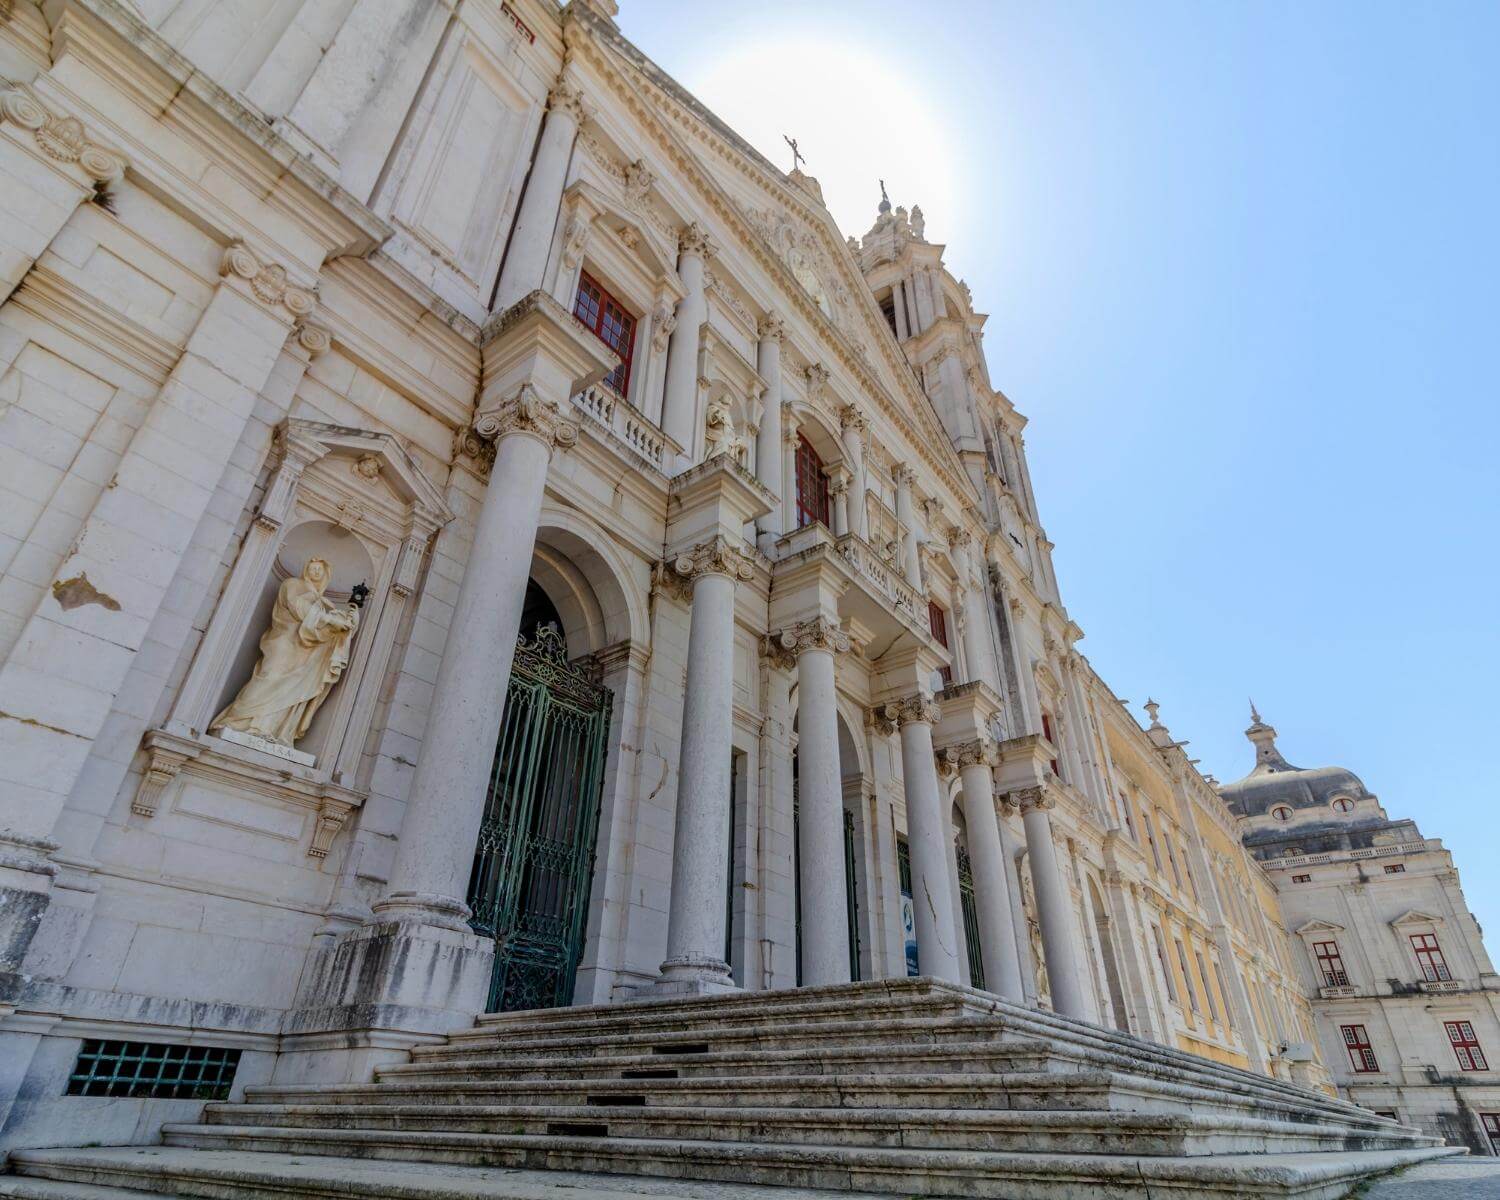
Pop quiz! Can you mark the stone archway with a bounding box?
[1087,877,1129,1032]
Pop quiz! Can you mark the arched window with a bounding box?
[1271,805,1293,822]
[794,433,830,529]
[1331,797,1354,813]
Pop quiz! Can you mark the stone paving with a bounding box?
[1361,1157,1500,1198]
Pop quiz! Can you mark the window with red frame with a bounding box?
[794,434,830,529]
[1341,1024,1379,1073]
[573,272,636,396]
[1313,940,1349,987]
[1383,863,1405,874]
[1482,1113,1500,1156]
[1410,932,1452,982]
[1445,1021,1488,1071]
[1041,711,1060,777]
[927,602,952,687]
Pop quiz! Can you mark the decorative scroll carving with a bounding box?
[547,77,587,124]
[838,403,868,436]
[650,295,677,353]
[132,744,194,818]
[474,384,579,452]
[678,221,716,259]
[672,534,755,583]
[867,692,939,735]
[0,82,123,181]
[803,362,831,407]
[310,796,356,859]
[622,158,655,208]
[293,321,331,358]
[757,311,786,343]
[1011,785,1054,814]
[220,242,316,319]
[772,617,850,658]
[759,633,798,673]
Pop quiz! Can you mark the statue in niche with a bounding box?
[703,396,739,461]
[210,558,366,748]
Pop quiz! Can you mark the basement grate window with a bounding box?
[66,1039,241,1100]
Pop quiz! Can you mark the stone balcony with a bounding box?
[770,522,942,659]
[572,382,682,473]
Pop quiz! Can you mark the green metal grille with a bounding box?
[467,625,612,1013]
[66,1040,240,1100]
[956,841,986,990]
[843,808,861,981]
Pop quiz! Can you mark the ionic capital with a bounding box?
[220,242,316,320]
[678,220,716,260]
[673,534,755,583]
[1,82,124,182]
[772,616,850,659]
[473,383,579,452]
[292,321,332,359]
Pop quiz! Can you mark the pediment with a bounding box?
[1389,908,1444,928]
[1294,919,1345,936]
[561,179,678,280]
[281,420,452,535]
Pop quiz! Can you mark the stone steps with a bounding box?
[3,978,1458,1198]
[244,1066,1312,1116]
[193,1102,1399,1156]
[133,1126,1452,1200]
[2,1147,877,1200]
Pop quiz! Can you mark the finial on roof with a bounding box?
[878,179,891,214]
[1249,698,1262,725]
[783,134,805,173]
[1144,698,1161,728]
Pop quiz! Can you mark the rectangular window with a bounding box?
[1175,939,1199,1013]
[1341,1024,1379,1073]
[1410,932,1452,982]
[1212,960,1235,1029]
[1152,925,1177,1003]
[573,271,637,396]
[1118,792,1135,838]
[879,292,899,337]
[1313,940,1350,987]
[1164,836,1183,888]
[67,1040,241,1100]
[1195,951,1220,1023]
[1040,712,1060,777]
[794,433,831,530]
[1374,1109,1399,1122]
[1482,1113,1500,1156]
[1383,863,1406,874]
[1445,1021,1488,1072]
[927,602,952,687]
[1143,815,1163,872]
[1292,874,1311,883]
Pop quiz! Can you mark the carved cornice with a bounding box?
[672,534,755,584]
[473,383,579,453]
[0,81,124,181]
[220,242,316,319]
[771,616,850,658]
[678,220,716,260]
[757,311,786,344]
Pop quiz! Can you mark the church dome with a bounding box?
[1218,705,1374,819]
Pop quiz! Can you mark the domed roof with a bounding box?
[1218,705,1373,818]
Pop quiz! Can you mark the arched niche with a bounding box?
[137,420,452,853]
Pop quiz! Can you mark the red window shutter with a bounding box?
[794,434,830,529]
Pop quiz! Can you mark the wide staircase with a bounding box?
[3,978,1456,1199]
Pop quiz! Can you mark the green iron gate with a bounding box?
[466,625,612,1013]
[956,841,986,990]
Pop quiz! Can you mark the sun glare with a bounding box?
[680,36,962,244]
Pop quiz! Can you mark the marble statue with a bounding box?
[210,558,360,747]
[703,396,738,460]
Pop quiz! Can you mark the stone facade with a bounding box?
[1223,710,1500,1154]
[0,0,1464,1165]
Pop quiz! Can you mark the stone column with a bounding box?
[893,464,922,584]
[495,80,587,309]
[950,741,1024,1001]
[875,695,960,982]
[660,223,714,456]
[1017,786,1088,1017]
[839,405,869,541]
[0,81,125,303]
[780,408,800,535]
[774,618,851,987]
[658,536,755,992]
[377,386,578,927]
[997,797,1037,1003]
[830,475,850,537]
[754,314,786,553]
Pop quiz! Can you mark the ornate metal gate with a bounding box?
[466,625,612,1012]
[956,841,987,990]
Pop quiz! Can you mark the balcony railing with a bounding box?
[833,531,922,627]
[571,383,678,471]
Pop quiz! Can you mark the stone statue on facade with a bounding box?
[703,396,738,460]
[210,558,362,747]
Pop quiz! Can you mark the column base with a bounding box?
[369,891,473,933]
[643,953,739,997]
[0,833,59,972]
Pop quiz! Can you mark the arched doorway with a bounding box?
[1087,878,1129,1032]
[953,806,985,990]
[792,710,865,984]
[465,581,613,1012]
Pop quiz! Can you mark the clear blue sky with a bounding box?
[619,2,1500,939]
